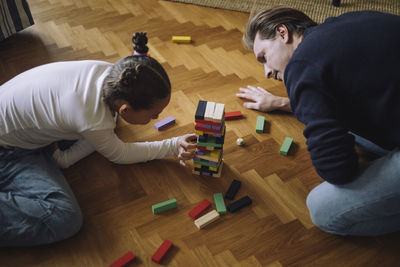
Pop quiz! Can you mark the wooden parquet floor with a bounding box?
[1,0,400,266]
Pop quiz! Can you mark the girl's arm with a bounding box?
[52,139,95,168]
[82,129,182,164]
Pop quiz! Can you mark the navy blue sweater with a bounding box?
[284,11,400,184]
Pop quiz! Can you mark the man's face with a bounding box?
[253,29,293,82]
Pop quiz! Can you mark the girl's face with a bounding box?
[119,94,171,124]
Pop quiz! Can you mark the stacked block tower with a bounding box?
[193,100,225,177]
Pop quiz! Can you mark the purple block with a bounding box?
[193,156,202,162]
[195,149,206,155]
[211,124,222,130]
[154,116,175,130]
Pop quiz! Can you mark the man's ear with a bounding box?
[276,24,290,43]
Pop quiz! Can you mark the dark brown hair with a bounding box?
[102,33,171,111]
[243,6,317,50]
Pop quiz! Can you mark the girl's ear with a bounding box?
[118,103,131,115]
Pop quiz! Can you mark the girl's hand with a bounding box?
[177,133,198,167]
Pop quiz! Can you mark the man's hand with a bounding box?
[236,85,292,112]
[177,133,198,167]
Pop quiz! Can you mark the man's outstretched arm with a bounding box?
[236,85,292,112]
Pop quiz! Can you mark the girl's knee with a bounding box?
[46,205,83,242]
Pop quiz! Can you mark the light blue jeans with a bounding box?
[0,146,82,247]
[307,135,400,236]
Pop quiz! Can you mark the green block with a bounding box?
[193,159,220,168]
[197,141,222,148]
[152,198,177,214]
[280,137,293,156]
[214,193,227,215]
[256,116,265,133]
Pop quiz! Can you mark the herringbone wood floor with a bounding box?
[1,0,400,266]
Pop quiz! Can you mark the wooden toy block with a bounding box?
[213,193,227,215]
[110,252,136,267]
[196,142,221,152]
[227,196,252,213]
[197,140,222,148]
[195,124,221,134]
[195,149,222,162]
[193,158,219,168]
[196,125,225,138]
[152,198,177,214]
[193,163,202,168]
[172,36,191,43]
[211,124,222,130]
[212,103,225,122]
[256,116,265,133]
[198,122,212,129]
[151,240,173,263]
[194,164,218,173]
[195,148,222,158]
[195,100,207,120]
[195,118,222,126]
[204,101,216,121]
[195,130,204,135]
[194,210,220,229]
[198,135,208,142]
[195,148,206,155]
[212,161,223,178]
[209,165,218,172]
[188,199,211,219]
[280,137,294,156]
[210,149,221,159]
[196,122,223,131]
[154,116,175,130]
[225,111,243,120]
[194,162,218,171]
[225,179,241,200]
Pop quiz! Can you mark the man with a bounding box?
[237,6,400,236]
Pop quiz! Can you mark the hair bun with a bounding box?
[132,32,149,55]
[119,65,140,86]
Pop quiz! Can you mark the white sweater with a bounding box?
[0,60,179,168]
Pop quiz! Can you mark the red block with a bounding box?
[152,240,173,263]
[110,252,136,267]
[188,199,211,219]
[195,119,222,126]
[225,111,243,120]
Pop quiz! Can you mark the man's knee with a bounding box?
[306,187,347,235]
[306,189,326,229]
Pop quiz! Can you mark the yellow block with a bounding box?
[172,36,191,43]
[195,130,204,135]
[193,163,202,169]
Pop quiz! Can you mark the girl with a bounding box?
[0,33,196,246]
